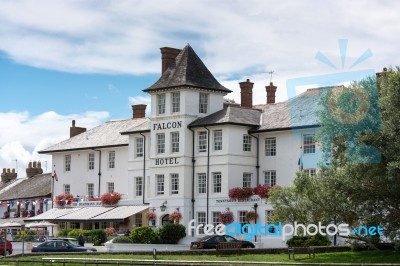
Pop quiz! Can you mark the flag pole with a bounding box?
[51,167,55,209]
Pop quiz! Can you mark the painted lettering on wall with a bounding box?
[155,158,179,165]
[153,121,182,131]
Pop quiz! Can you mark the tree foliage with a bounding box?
[270,68,400,245]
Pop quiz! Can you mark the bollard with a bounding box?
[153,248,157,260]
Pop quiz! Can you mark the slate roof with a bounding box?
[144,44,231,93]
[39,118,149,153]
[0,173,51,201]
[121,119,151,135]
[252,88,326,132]
[189,105,262,128]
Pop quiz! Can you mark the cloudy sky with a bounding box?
[0,0,399,175]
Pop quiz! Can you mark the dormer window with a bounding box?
[199,93,208,113]
[157,94,166,115]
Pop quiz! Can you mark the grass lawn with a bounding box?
[2,250,400,265]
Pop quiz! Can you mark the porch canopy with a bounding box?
[54,207,114,221]
[24,208,82,221]
[89,206,148,221]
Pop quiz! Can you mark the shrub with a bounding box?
[57,229,72,237]
[112,236,133,243]
[130,226,158,244]
[90,229,107,246]
[104,227,117,236]
[287,234,331,247]
[67,229,91,237]
[158,223,186,244]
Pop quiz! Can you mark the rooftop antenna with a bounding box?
[14,159,18,173]
[268,70,275,83]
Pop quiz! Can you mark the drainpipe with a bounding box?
[204,126,210,224]
[93,149,102,197]
[140,132,149,205]
[249,133,260,185]
[189,128,196,225]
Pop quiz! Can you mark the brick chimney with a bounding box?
[70,120,86,138]
[239,79,254,108]
[26,161,43,178]
[132,104,147,119]
[266,82,277,104]
[1,168,17,182]
[160,47,182,74]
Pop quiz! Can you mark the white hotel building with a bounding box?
[37,44,321,245]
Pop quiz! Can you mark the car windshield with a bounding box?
[67,239,80,246]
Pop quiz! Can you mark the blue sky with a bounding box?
[1,0,399,175]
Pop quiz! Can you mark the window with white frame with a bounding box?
[64,184,70,194]
[303,134,316,154]
[171,173,179,195]
[87,183,94,198]
[156,175,164,195]
[88,153,95,170]
[135,177,143,196]
[243,135,252,152]
[239,211,249,232]
[65,155,71,172]
[243,173,252,188]
[304,168,317,176]
[107,182,114,193]
[108,151,115,168]
[265,138,276,156]
[212,211,221,229]
[171,132,179,153]
[136,137,144,157]
[172,92,180,113]
[198,173,206,194]
[198,131,207,152]
[197,212,206,234]
[157,133,165,154]
[265,171,277,186]
[134,213,142,227]
[157,93,166,115]
[199,93,208,113]
[265,210,275,233]
[213,172,221,193]
[213,130,222,151]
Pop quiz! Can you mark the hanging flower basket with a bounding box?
[55,193,74,206]
[169,210,182,223]
[228,187,253,200]
[21,210,28,218]
[2,211,9,219]
[100,192,121,205]
[245,211,258,222]
[144,211,157,220]
[219,210,234,225]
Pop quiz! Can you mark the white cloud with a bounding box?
[0,0,398,89]
[0,110,109,177]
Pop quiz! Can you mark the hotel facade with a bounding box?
[37,44,321,246]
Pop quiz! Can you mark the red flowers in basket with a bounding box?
[100,192,121,205]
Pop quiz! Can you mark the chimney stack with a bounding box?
[266,82,277,104]
[160,47,182,74]
[239,79,254,108]
[26,160,43,178]
[1,167,17,182]
[70,120,87,138]
[132,104,147,119]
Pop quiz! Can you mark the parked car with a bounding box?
[50,237,80,246]
[31,239,97,253]
[0,238,13,256]
[190,234,255,249]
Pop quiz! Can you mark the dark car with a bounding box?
[31,239,97,253]
[0,238,13,256]
[190,234,255,249]
[50,237,80,246]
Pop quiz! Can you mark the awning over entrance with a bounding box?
[24,208,82,221]
[55,207,114,221]
[90,206,148,221]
